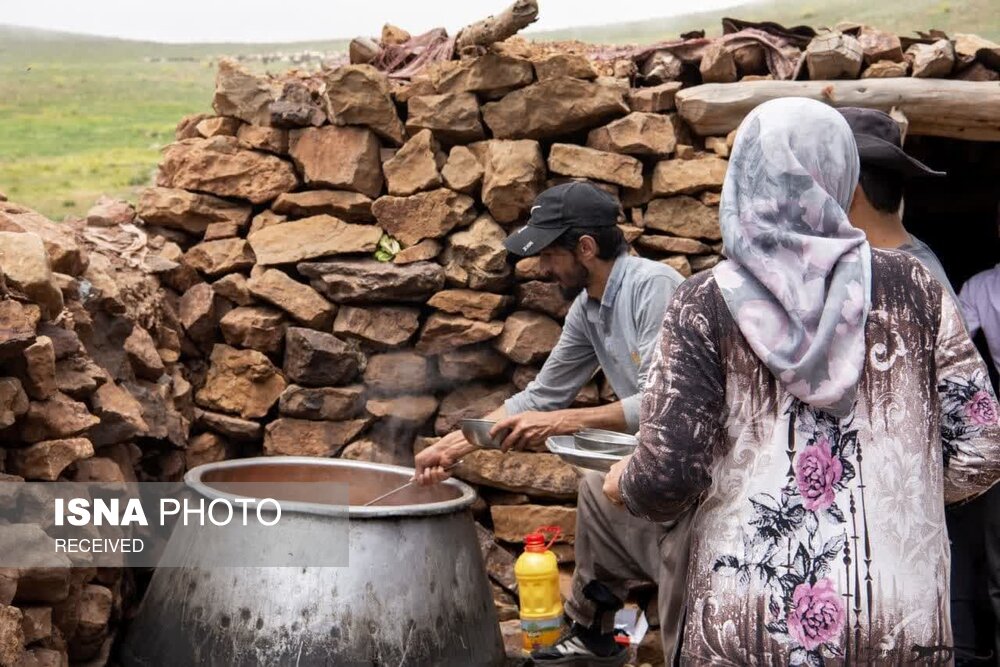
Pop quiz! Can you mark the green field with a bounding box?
[1,0,997,219]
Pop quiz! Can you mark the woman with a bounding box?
[605,98,1000,665]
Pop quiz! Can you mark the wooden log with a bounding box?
[676,79,1000,141]
[454,0,539,52]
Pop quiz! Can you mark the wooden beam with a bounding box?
[676,79,1000,141]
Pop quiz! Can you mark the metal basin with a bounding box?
[120,457,504,666]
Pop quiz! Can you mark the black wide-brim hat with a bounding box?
[839,107,946,179]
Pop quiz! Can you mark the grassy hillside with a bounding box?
[0,0,996,219]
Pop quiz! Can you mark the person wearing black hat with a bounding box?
[415,181,691,666]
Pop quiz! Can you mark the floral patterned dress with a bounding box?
[620,250,1000,666]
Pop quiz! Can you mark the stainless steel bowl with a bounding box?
[460,419,508,449]
[546,436,623,473]
[573,429,637,455]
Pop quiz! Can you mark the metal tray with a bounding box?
[545,435,625,473]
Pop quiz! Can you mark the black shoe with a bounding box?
[530,623,627,666]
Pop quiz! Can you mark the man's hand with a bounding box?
[602,454,632,506]
[413,430,474,486]
[492,411,572,451]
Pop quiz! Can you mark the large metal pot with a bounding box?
[120,457,505,666]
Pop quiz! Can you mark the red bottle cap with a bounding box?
[523,526,561,552]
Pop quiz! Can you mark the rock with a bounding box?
[372,189,476,246]
[434,382,514,434]
[176,112,211,140]
[645,197,722,241]
[500,619,524,658]
[705,136,729,158]
[138,187,252,236]
[491,504,577,542]
[406,93,485,144]
[366,395,438,423]
[20,606,52,645]
[516,281,571,319]
[661,255,692,277]
[86,195,136,227]
[245,269,336,329]
[364,352,433,394]
[690,254,722,272]
[446,215,509,276]
[10,438,94,481]
[494,311,562,365]
[482,77,628,140]
[184,238,255,277]
[0,203,86,275]
[381,23,411,45]
[269,80,327,128]
[288,126,383,198]
[19,392,99,443]
[178,283,219,343]
[212,58,277,125]
[699,191,722,207]
[427,289,511,321]
[0,232,63,319]
[393,239,442,264]
[283,327,364,387]
[434,53,535,94]
[37,323,82,361]
[333,305,421,348]
[278,384,364,421]
[195,344,287,419]
[211,273,254,307]
[651,157,727,196]
[514,257,546,280]
[54,356,107,399]
[0,301,38,359]
[858,27,904,63]
[475,523,519,593]
[636,234,712,255]
[534,54,597,81]
[908,39,956,78]
[157,137,299,205]
[700,41,738,83]
[21,337,56,400]
[264,418,370,456]
[456,450,580,500]
[248,214,381,265]
[628,82,683,113]
[481,140,546,223]
[438,346,510,382]
[324,65,406,145]
[415,314,504,355]
[298,259,445,304]
[196,116,241,138]
[220,306,286,354]
[272,190,373,223]
[0,377,29,428]
[236,124,289,154]
[620,223,643,242]
[185,432,229,469]
[441,146,484,194]
[641,50,683,84]
[586,112,677,157]
[202,221,239,241]
[248,210,287,235]
[805,32,864,80]
[69,456,126,483]
[383,130,447,196]
[0,605,23,667]
[88,381,149,446]
[73,584,113,651]
[193,408,262,441]
[511,365,539,391]
[548,144,642,189]
[954,62,999,81]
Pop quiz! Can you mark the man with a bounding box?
[840,107,995,665]
[415,181,691,666]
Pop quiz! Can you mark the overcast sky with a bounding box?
[2,0,745,43]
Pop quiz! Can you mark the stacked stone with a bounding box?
[0,195,192,666]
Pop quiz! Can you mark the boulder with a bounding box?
[196,116,241,138]
[494,311,562,365]
[441,146,484,194]
[805,32,864,80]
[202,221,239,240]
[9,438,94,481]
[547,144,642,189]
[481,77,628,140]
[137,187,252,236]
[272,190,373,223]
[283,327,365,387]
[211,58,277,125]
[364,352,433,394]
[86,195,136,227]
[516,281,571,319]
[193,408,263,442]
[393,239,442,265]
[427,289,511,321]
[298,259,445,304]
[19,393,99,443]
[433,53,534,94]
[455,449,580,500]
[0,377,29,429]
[447,215,509,275]
[184,238,256,277]
[278,384,365,421]
[586,112,678,157]
[383,130,447,196]
[406,93,485,144]
[480,140,546,223]
[247,214,381,265]
[87,381,149,446]
[699,42,738,83]
[0,202,87,275]
[236,124,289,154]
[645,197,722,241]
[636,234,712,255]
[185,432,229,469]
[533,54,597,81]
[245,269,336,329]
[435,382,514,435]
[491,503,577,542]
[21,336,57,400]
[324,65,406,145]
[415,314,504,355]
[437,347,510,382]
[908,39,956,78]
[178,283,221,343]
[858,27,904,63]
[651,157,728,196]
[627,81,683,113]
[0,232,63,319]
[195,344,287,419]
[263,418,371,457]
[157,137,299,204]
[288,126,384,198]
[269,80,327,128]
[332,305,421,348]
[366,395,439,423]
[219,306,286,354]
[862,60,910,78]
[372,189,476,245]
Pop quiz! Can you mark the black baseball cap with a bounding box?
[838,107,945,178]
[503,181,621,257]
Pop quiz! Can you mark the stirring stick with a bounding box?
[361,461,462,507]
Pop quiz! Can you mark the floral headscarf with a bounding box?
[713,97,871,417]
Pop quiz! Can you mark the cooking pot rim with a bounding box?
[184,456,477,519]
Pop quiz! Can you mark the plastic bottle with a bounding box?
[515,525,563,651]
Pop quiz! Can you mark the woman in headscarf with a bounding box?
[604,98,1000,665]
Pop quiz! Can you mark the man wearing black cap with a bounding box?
[415,181,691,666]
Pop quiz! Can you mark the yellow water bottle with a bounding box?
[515,525,563,651]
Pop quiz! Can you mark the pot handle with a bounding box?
[535,525,562,551]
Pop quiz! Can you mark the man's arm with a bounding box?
[958,279,982,339]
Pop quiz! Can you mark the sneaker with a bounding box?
[530,623,628,667]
